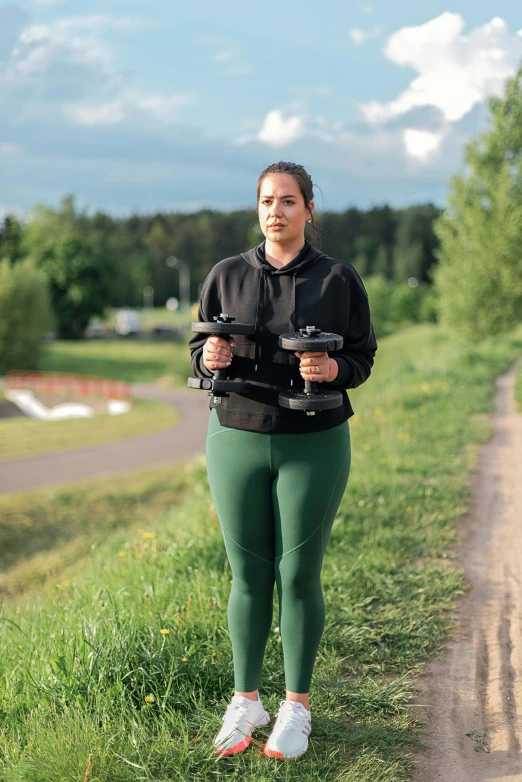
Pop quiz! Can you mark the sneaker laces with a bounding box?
[222,701,247,723]
[221,699,258,732]
[275,701,309,731]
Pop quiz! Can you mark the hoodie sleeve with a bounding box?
[325,267,378,390]
[188,269,222,379]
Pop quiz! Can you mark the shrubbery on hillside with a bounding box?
[0,259,53,374]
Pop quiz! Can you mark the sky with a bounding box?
[1,0,521,218]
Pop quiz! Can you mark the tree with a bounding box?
[432,66,522,342]
[0,215,25,265]
[391,205,441,283]
[373,244,390,278]
[0,259,53,373]
[21,196,115,339]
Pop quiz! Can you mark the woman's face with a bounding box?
[258,173,313,246]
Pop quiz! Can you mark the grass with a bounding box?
[98,307,195,333]
[1,322,522,781]
[0,398,177,462]
[39,340,192,386]
[0,464,191,600]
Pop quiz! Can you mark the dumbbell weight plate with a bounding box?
[278,332,343,352]
[279,389,343,411]
[191,321,255,336]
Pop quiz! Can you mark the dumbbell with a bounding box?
[188,313,255,406]
[278,326,344,416]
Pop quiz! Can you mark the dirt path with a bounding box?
[412,361,522,782]
[0,384,210,494]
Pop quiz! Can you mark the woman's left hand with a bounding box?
[295,351,337,383]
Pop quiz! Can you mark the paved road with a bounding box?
[0,384,211,494]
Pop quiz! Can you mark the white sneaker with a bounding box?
[263,700,311,759]
[214,693,270,756]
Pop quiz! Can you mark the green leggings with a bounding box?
[205,408,351,693]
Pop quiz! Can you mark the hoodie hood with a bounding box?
[240,241,327,370]
[240,240,326,276]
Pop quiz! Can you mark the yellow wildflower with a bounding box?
[145,695,154,703]
[119,551,125,557]
[160,629,169,635]
[181,657,187,662]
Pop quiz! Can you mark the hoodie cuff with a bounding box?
[324,356,355,389]
[194,349,214,378]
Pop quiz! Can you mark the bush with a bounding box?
[364,275,438,336]
[390,281,437,324]
[0,259,54,374]
[364,275,394,336]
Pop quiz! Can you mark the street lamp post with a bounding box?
[165,256,191,313]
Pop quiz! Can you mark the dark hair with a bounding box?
[257,161,319,245]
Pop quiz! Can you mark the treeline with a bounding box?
[0,199,440,338]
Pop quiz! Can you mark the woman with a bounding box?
[188,161,377,760]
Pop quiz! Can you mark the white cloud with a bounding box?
[0,14,193,128]
[3,16,131,88]
[0,142,20,156]
[349,26,381,46]
[359,13,522,125]
[237,109,343,147]
[64,91,194,127]
[403,129,444,161]
[254,110,305,147]
[197,34,252,76]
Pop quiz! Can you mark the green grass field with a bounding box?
[39,340,192,385]
[1,322,522,781]
[0,398,177,462]
[98,307,194,333]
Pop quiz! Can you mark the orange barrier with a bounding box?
[4,370,132,401]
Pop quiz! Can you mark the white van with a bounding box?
[115,309,141,336]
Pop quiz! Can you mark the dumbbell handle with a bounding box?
[304,379,319,395]
[204,330,232,381]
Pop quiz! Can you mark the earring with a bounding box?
[307,220,312,223]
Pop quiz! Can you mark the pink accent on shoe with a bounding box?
[263,741,306,760]
[215,736,251,756]
[263,742,284,758]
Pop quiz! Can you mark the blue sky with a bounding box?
[1,0,521,217]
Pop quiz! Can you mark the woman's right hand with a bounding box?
[202,336,236,372]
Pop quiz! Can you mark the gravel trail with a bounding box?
[413,361,522,782]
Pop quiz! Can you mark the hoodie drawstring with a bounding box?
[254,268,266,371]
[255,269,298,381]
[289,273,297,386]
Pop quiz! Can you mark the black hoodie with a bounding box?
[188,240,377,434]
